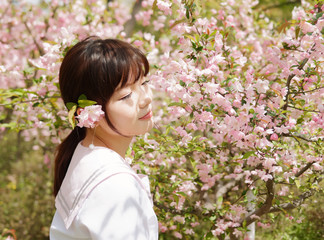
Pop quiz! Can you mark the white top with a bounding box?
[50,142,158,240]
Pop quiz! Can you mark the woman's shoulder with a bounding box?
[55,143,135,229]
[76,172,158,239]
[73,142,126,166]
[62,143,135,199]
[87,173,144,201]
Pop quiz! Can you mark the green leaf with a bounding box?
[185,6,190,19]
[66,102,77,110]
[78,94,87,101]
[217,196,223,206]
[295,26,300,39]
[282,42,291,50]
[243,151,255,159]
[184,34,196,42]
[0,122,18,130]
[297,117,303,125]
[165,125,172,135]
[23,67,35,76]
[177,191,187,197]
[315,12,324,21]
[174,194,179,204]
[32,102,40,108]
[68,105,77,129]
[78,99,97,108]
[295,179,301,188]
[168,102,186,108]
[194,0,202,14]
[179,80,186,87]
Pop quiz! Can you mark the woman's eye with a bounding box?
[142,80,150,85]
[120,93,132,100]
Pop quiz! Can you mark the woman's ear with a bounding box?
[76,107,83,115]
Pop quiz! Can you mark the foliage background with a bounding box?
[0,0,323,239]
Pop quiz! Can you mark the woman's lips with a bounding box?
[139,110,153,120]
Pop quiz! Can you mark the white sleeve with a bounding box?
[77,173,153,240]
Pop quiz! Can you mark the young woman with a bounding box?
[50,37,158,239]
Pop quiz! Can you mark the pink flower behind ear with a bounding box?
[76,105,104,128]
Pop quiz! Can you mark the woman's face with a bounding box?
[100,77,153,137]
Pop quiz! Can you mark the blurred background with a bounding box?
[1,0,323,239]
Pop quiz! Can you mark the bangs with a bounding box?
[103,39,149,91]
[120,52,149,88]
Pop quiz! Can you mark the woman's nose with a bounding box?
[139,86,152,108]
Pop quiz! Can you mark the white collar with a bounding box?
[55,142,152,229]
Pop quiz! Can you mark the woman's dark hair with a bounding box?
[54,36,149,196]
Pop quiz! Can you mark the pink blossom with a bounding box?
[185,229,194,235]
[3,1,324,238]
[233,229,243,238]
[44,154,51,167]
[159,222,168,232]
[316,19,324,31]
[270,133,278,141]
[257,222,271,229]
[133,40,143,47]
[263,157,276,169]
[173,215,185,223]
[296,218,303,223]
[254,79,269,94]
[173,231,182,239]
[313,163,323,171]
[277,186,289,196]
[287,118,297,128]
[186,123,198,131]
[76,105,104,128]
[195,111,214,123]
[135,9,153,26]
[230,205,247,216]
[212,228,224,236]
[191,222,200,227]
[292,7,306,20]
[157,0,172,15]
[300,21,317,34]
[175,126,187,137]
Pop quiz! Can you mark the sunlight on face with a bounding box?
[103,77,153,137]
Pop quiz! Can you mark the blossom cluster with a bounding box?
[0,0,323,239]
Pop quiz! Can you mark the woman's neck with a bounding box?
[82,128,132,158]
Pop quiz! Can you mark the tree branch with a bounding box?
[0,95,61,107]
[215,175,244,207]
[23,21,45,56]
[282,58,309,110]
[0,4,10,21]
[282,133,318,143]
[287,105,321,113]
[269,172,323,213]
[124,0,143,37]
[295,162,314,178]
[301,86,324,94]
[240,179,274,226]
[254,0,301,11]
[269,190,313,213]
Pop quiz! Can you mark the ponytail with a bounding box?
[53,127,86,196]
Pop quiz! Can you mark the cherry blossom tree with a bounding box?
[0,0,323,239]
